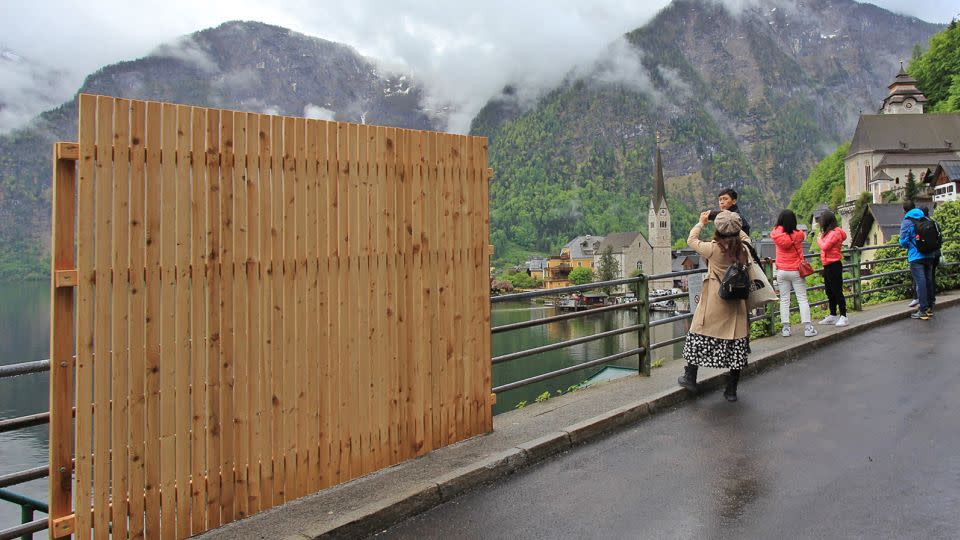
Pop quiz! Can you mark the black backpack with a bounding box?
[909,217,943,254]
[719,262,751,300]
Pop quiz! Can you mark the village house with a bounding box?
[931,160,960,203]
[839,65,960,239]
[850,203,905,263]
[543,235,604,289]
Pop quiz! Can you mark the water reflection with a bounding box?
[1,281,51,530]
[493,300,690,414]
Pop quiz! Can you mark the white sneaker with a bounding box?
[819,314,838,325]
[804,324,818,337]
[834,315,849,327]
[908,299,919,308]
[781,326,791,337]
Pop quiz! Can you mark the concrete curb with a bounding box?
[208,296,960,539]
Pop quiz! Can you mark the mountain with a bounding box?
[0,47,70,134]
[475,0,942,261]
[0,21,439,279]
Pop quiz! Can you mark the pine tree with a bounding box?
[595,245,620,294]
[904,170,919,202]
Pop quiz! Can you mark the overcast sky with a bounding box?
[1,0,958,133]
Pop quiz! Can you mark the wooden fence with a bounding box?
[48,94,492,539]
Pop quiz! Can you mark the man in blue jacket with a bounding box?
[899,206,937,320]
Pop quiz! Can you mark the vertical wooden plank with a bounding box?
[472,136,486,435]
[204,107,223,528]
[395,129,413,461]
[93,94,114,540]
[355,123,373,475]
[245,111,263,514]
[479,137,492,432]
[127,99,147,540]
[294,117,310,498]
[347,122,364,477]
[257,113,276,509]
[74,93,96,540]
[439,134,455,446]
[450,135,465,443]
[315,121,332,489]
[188,106,208,535]
[143,100,163,540]
[385,127,405,463]
[48,141,75,536]
[336,122,354,480]
[305,119,321,492]
[174,105,193,540]
[159,101,179,540]
[219,109,237,524]
[111,98,132,540]
[464,136,478,437]
[269,114,286,504]
[409,130,428,456]
[281,116,298,496]
[426,131,443,451]
[370,126,388,470]
[233,111,251,518]
[378,126,398,466]
[326,122,343,485]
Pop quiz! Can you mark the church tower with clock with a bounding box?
[648,135,672,290]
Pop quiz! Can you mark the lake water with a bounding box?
[0,283,690,530]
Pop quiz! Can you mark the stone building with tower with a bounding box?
[647,137,673,290]
[839,65,960,240]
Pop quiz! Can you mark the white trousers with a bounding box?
[777,269,811,325]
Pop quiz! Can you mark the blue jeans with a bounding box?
[909,259,935,311]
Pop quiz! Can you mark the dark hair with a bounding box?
[902,200,916,212]
[718,188,738,201]
[818,209,838,233]
[775,209,797,235]
[713,231,748,264]
[921,206,930,216]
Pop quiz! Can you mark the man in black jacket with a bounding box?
[709,188,751,236]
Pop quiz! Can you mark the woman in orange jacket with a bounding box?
[816,210,848,326]
[771,210,816,337]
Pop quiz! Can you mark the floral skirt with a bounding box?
[682,332,749,370]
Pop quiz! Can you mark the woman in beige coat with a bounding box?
[677,210,752,402]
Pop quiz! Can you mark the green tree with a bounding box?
[848,192,872,240]
[909,20,960,112]
[789,141,850,220]
[569,266,594,285]
[595,245,620,294]
[933,201,960,291]
[904,170,919,201]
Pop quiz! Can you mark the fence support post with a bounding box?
[636,275,650,376]
[763,260,776,336]
[49,142,77,536]
[851,248,863,311]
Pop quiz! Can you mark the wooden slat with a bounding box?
[292,117,308,498]
[410,130,428,456]
[205,107,223,528]
[479,137,493,432]
[451,135,466,443]
[233,111,251,519]
[92,95,114,540]
[376,126,396,466]
[315,120,332,489]
[49,138,77,534]
[110,98,131,540]
[305,118,321,492]
[244,111,263,514]
[356,123,374,474]
[219,109,237,524]
[326,122,343,485]
[257,113,276,509]
[72,95,97,540]
[159,101,179,540]
[426,131,443,452]
[189,106,208,535]
[334,122,350,480]
[143,100,163,540]
[127,99,147,540]
[282,116,298,497]
[347,122,363,477]
[56,141,80,160]
[174,104,193,540]
[269,114,286,504]
[465,137,480,436]
[387,128,406,463]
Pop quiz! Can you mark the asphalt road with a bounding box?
[377,305,960,539]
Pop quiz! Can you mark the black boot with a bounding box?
[678,365,698,392]
[724,369,741,402]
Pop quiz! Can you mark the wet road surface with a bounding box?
[377,305,960,539]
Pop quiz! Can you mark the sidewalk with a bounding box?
[198,291,960,540]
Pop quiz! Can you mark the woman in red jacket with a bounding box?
[816,210,848,326]
[771,210,816,337]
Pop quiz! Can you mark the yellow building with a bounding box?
[544,235,604,289]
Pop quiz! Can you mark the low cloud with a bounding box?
[304,104,335,120]
[151,36,220,73]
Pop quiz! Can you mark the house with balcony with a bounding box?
[544,235,604,289]
[931,160,960,203]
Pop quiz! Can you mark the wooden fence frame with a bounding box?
[48,94,493,539]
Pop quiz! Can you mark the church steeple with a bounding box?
[880,62,927,114]
[652,132,667,213]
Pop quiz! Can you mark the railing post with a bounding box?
[851,248,863,311]
[763,260,776,336]
[636,275,651,376]
[20,505,34,540]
